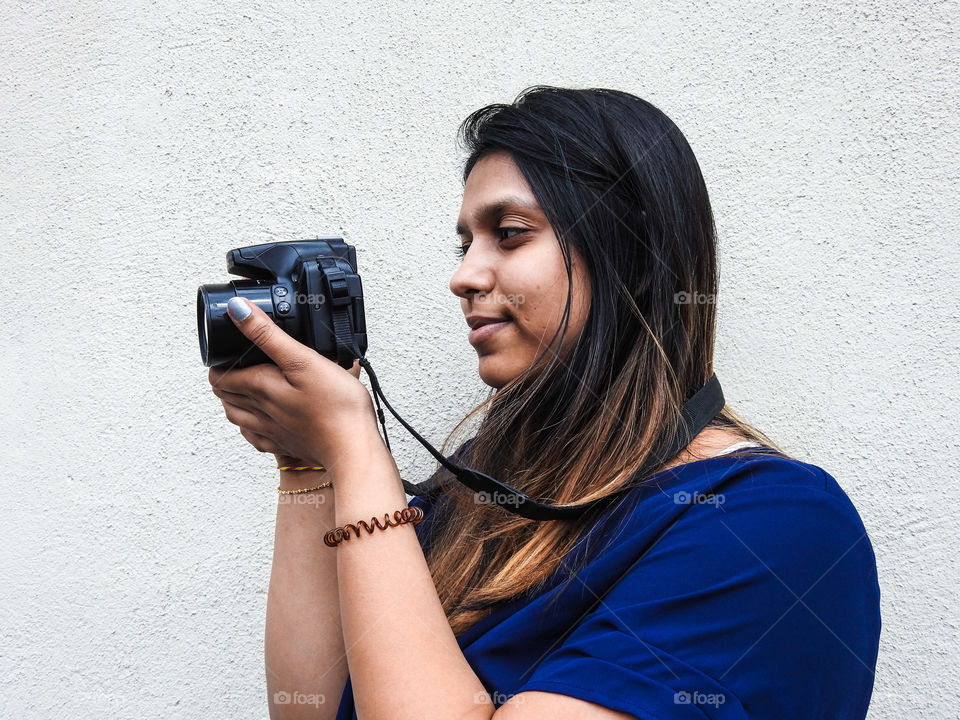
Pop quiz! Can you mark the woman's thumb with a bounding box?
[349,359,362,379]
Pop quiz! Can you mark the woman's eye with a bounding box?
[497,227,527,241]
[454,229,526,260]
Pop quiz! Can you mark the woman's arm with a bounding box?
[331,424,494,720]
[207,299,491,718]
[265,469,346,720]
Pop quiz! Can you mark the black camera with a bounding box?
[197,238,367,370]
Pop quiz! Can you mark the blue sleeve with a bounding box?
[513,475,880,719]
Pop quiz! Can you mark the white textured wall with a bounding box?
[1,2,956,718]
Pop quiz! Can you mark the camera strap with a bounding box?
[347,341,725,521]
[316,257,363,370]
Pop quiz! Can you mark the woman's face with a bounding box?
[450,151,592,389]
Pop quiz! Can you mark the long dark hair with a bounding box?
[425,85,785,636]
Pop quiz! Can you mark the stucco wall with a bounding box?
[1,2,956,718]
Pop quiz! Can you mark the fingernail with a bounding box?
[227,296,252,321]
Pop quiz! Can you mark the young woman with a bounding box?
[208,86,881,719]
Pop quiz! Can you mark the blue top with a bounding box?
[335,447,881,719]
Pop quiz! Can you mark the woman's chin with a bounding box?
[476,357,520,390]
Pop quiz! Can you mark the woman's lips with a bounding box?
[468,320,511,346]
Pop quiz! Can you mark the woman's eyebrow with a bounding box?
[455,196,541,236]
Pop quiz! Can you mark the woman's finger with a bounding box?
[211,384,280,418]
[239,427,281,454]
[219,397,275,436]
[208,362,286,398]
[225,297,319,377]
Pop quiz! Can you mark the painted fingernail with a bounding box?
[227,296,252,321]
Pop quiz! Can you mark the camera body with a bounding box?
[197,238,367,369]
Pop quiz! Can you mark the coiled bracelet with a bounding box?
[323,506,425,547]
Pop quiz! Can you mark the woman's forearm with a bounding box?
[265,471,346,720]
[331,426,494,720]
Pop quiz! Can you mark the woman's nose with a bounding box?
[449,248,496,300]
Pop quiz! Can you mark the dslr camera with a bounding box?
[197,238,367,370]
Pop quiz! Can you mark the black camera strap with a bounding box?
[205,241,726,520]
[316,257,362,370]
[345,338,725,521]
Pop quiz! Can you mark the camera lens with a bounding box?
[198,290,211,361]
[197,281,274,368]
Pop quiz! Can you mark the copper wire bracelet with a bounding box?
[324,506,425,547]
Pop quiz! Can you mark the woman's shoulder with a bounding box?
[649,445,864,509]
[501,449,881,720]
[587,448,878,589]
[723,450,869,534]
[580,448,881,645]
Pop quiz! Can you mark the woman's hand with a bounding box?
[207,296,378,469]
